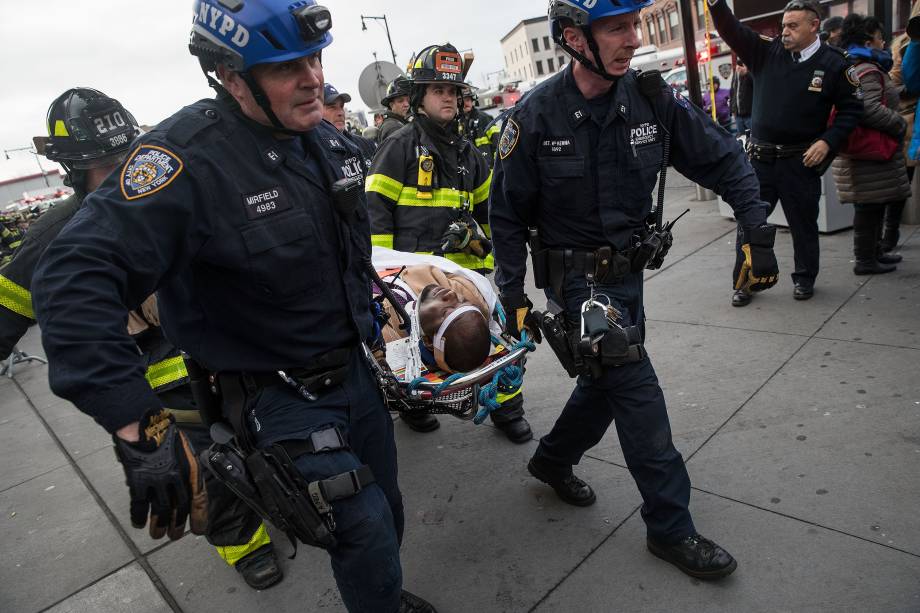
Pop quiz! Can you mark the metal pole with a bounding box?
[678,0,703,108]
[382,15,397,66]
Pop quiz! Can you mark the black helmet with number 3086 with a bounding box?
[42,88,139,171]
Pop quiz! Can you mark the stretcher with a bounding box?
[363,303,534,423]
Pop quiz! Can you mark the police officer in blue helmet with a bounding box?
[491,0,781,580]
[33,1,434,611]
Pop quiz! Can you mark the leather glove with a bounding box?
[500,292,542,343]
[466,218,493,259]
[113,409,208,540]
[734,224,779,292]
[439,221,472,254]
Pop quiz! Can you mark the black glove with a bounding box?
[439,221,472,254]
[500,292,542,343]
[734,224,779,292]
[113,409,208,540]
[440,219,493,258]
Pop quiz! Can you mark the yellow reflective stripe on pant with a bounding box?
[215,522,272,566]
[145,355,189,390]
[371,234,394,249]
[496,387,523,404]
[0,274,33,319]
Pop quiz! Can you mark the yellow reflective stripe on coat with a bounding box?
[8,238,22,250]
[371,234,394,249]
[471,174,491,205]
[0,274,33,319]
[145,355,189,390]
[395,187,476,208]
[366,173,403,201]
[474,135,492,147]
[215,523,272,566]
[442,251,494,270]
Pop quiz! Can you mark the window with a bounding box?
[696,0,705,28]
[647,18,656,45]
[657,14,667,43]
[543,36,551,50]
[536,60,544,75]
[668,10,680,40]
[559,55,565,67]
[548,58,555,72]
[532,38,540,53]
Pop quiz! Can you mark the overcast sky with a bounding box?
[0,0,542,182]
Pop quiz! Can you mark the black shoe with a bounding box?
[495,416,533,444]
[399,589,437,613]
[731,289,752,307]
[647,534,738,580]
[792,283,814,300]
[400,411,440,433]
[877,252,902,265]
[527,457,596,506]
[235,546,283,590]
[854,260,896,275]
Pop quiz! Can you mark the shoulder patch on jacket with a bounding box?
[120,145,184,201]
[498,118,520,160]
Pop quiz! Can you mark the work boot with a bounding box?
[731,288,752,307]
[647,533,738,580]
[853,206,896,275]
[495,416,533,444]
[527,456,596,507]
[792,283,814,300]
[879,202,904,253]
[398,589,437,612]
[400,411,440,433]
[877,252,902,265]
[235,546,283,590]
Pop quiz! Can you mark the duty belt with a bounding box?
[746,141,810,161]
[229,346,353,397]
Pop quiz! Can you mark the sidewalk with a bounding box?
[2,180,919,613]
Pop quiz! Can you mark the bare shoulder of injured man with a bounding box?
[380,264,491,373]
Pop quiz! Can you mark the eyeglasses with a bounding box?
[784,0,821,18]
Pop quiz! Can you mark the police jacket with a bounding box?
[33,96,375,433]
[377,112,408,144]
[0,194,79,360]
[710,0,862,148]
[366,114,493,271]
[489,64,768,296]
[461,107,500,167]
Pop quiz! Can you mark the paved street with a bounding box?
[2,177,919,612]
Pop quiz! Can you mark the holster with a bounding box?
[536,308,646,379]
[203,423,376,555]
[184,356,222,428]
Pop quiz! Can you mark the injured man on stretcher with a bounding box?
[371,246,502,374]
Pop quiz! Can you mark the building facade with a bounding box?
[500,16,570,83]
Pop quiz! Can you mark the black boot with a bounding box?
[527,455,596,506]
[235,546,283,590]
[647,534,738,580]
[879,202,904,253]
[853,206,896,275]
[400,411,440,433]
[398,590,437,613]
[494,416,533,444]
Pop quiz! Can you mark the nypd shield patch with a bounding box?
[120,145,184,201]
[498,118,520,160]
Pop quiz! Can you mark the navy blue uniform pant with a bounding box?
[246,350,403,613]
[536,270,695,544]
[744,156,822,287]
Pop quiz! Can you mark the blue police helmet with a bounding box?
[189,0,333,72]
[548,0,655,39]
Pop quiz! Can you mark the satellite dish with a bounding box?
[358,60,404,110]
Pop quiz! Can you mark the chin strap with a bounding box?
[556,27,618,82]
[199,59,307,136]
